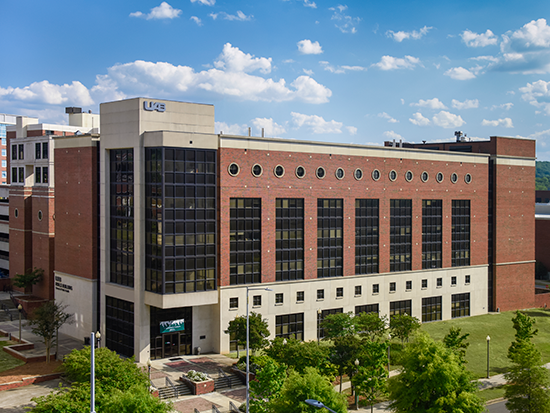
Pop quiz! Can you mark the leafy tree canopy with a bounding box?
[13,267,43,292]
[224,312,269,355]
[249,357,287,413]
[443,326,470,364]
[389,313,421,344]
[352,340,388,410]
[354,312,388,340]
[320,311,356,339]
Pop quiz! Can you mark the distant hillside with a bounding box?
[536,161,550,190]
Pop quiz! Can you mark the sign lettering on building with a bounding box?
[143,101,166,112]
[55,275,73,293]
[160,319,185,334]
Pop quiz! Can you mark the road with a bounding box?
[487,400,508,412]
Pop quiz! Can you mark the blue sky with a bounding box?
[2,0,550,159]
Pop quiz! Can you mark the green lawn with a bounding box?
[0,341,25,372]
[420,309,550,378]
[477,386,507,403]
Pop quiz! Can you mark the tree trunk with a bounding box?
[45,338,50,364]
[339,374,342,392]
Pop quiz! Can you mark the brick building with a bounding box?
[8,98,537,361]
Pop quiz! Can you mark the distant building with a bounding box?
[0,114,17,185]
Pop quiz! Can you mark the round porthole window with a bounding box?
[451,172,458,183]
[14,208,19,218]
[274,165,285,178]
[465,173,472,184]
[372,169,381,181]
[228,163,240,176]
[38,210,43,221]
[296,165,306,178]
[389,170,397,182]
[421,171,429,182]
[316,167,326,179]
[335,167,345,180]
[405,170,413,182]
[252,164,263,177]
[354,168,363,181]
[436,172,444,183]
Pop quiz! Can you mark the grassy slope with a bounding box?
[0,341,25,373]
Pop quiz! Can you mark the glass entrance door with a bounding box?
[162,333,179,358]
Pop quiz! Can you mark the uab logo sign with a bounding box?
[143,101,166,112]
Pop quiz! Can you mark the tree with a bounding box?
[268,367,348,413]
[389,313,420,345]
[354,312,388,341]
[224,312,269,356]
[320,311,355,339]
[443,327,470,364]
[249,357,287,413]
[13,267,43,294]
[352,340,388,412]
[27,300,73,363]
[329,335,362,393]
[388,333,484,413]
[504,311,550,413]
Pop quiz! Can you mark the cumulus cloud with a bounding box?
[372,55,420,70]
[215,121,246,135]
[444,67,476,80]
[190,16,202,26]
[460,29,497,47]
[519,79,550,114]
[470,55,499,62]
[191,0,215,5]
[130,2,182,20]
[409,112,430,126]
[452,99,479,109]
[329,5,361,34]
[491,102,514,110]
[209,11,252,21]
[481,118,514,128]
[432,111,465,128]
[386,26,432,42]
[303,0,317,8]
[320,61,366,74]
[346,126,357,135]
[410,98,446,110]
[214,43,272,74]
[297,39,323,55]
[251,117,287,136]
[0,80,94,106]
[291,112,345,134]
[384,130,403,140]
[378,112,399,123]
[303,68,314,75]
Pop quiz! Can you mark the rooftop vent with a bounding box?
[65,107,82,114]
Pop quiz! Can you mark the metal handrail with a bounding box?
[229,401,240,412]
[194,409,200,413]
[218,367,232,389]
[166,376,178,399]
[212,405,221,413]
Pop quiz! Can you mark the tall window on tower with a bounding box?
[230,198,261,285]
[390,199,412,272]
[276,199,304,281]
[452,200,470,267]
[317,199,343,278]
[422,199,442,269]
[355,199,379,274]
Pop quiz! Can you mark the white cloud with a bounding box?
[320,61,366,74]
[214,43,272,74]
[251,118,287,136]
[386,26,432,42]
[384,130,403,140]
[303,68,314,75]
[303,0,317,8]
[520,79,550,114]
[297,39,323,55]
[378,112,399,123]
[346,126,357,135]
[460,29,497,47]
[481,118,514,128]
[410,98,446,110]
[444,67,476,80]
[291,112,344,134]
[130,2,182,20]
[409,112,430,126]
[191,0,215,5]
[452,99,479,110]
[372,55,420,70]
[432,111,465,128]
[209,11,252,21]
[0,80,94,106]
[329,5,361,34]
[190,16,202,26]
[470,55,499,62]
[215,121,246,135]
[491,102,514,110]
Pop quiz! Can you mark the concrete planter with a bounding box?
[179,376,215,395]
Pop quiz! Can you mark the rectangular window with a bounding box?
[390,199,412,272]
[465,275,471,284]
[317,289,325,300]
[276,198,304,281]
[422,200,442,269]
[317,308,343,339]
[452,293,470,318]
[422,296,442,322]
[42,142,48,159]
[11,145,16,160]
[276,313,304,341]
[452,200,470,267]
[1,171,6,179]
[389,282,396,292]
[18,167,24,184]
[42,167,48,184]
[372,284,379,294]
[317,199,343,278]
[389,300,412,317]
[355,199,379,274]
[230,198,261,285]
[451,276,457,286]
[355,304,379,315]
[18,144,24,160]
[35,142,41,159]
[11,167,17,183]
[406,280,412,291]
[229,297,238,309]
[253,295,261,306]
[1,149,5,157]
[106,296,134,358]
[355,285,362,296]
[422,279,428,289]
[437,277,443,287]
[336,287,343,298]
[275,293,283,304]
[1,160,6,167]
[297,291,304,302]
[1,138,5,145]
[35,167,41,184]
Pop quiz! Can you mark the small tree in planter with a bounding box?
[186,370,210,382]
[13,267,43,295]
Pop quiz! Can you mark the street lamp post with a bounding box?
[305,399,338,413]
[317,309,322,344]
[246,286,272,413]
[90,332,96,413]
[487,336,491,378]
[354,359,360,410]
[95,331,101,348]
[17,304,22,343]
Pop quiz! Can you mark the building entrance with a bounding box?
[150,306,192,360]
